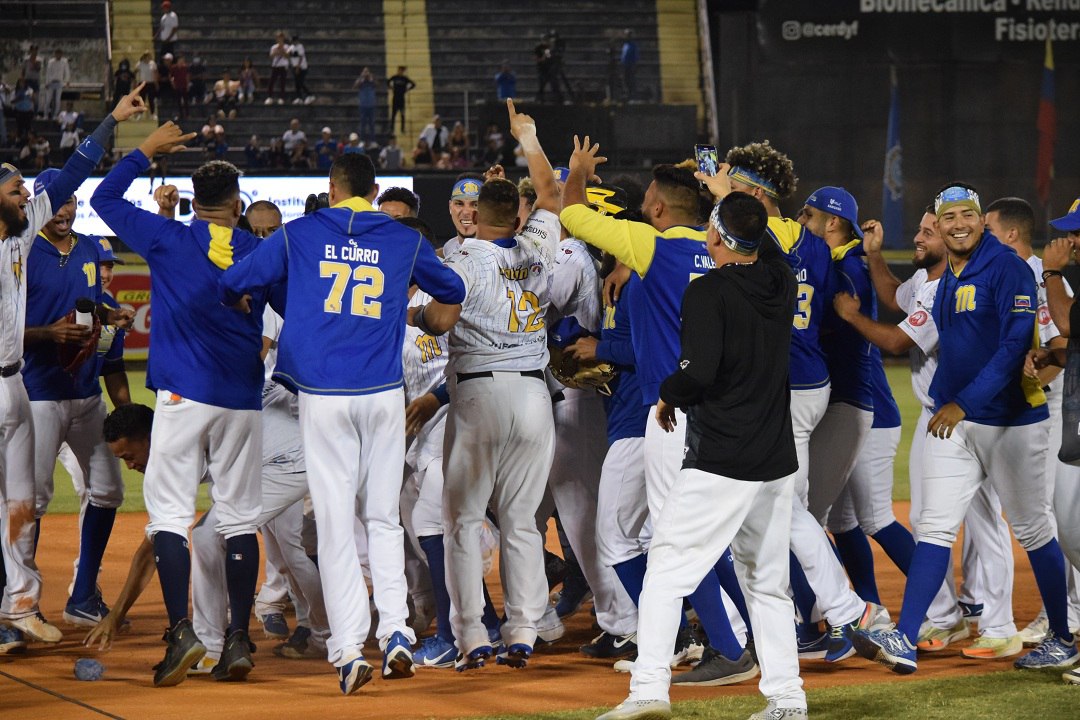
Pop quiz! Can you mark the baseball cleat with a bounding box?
[581,631,637,659]
[962,634,1022,659]
[1019,612,1049,647]
[454,644,492,672]
[595,699,672,720]
[0,625,27,655]
[615,626,704,672]
[187,655,219,675]
[825,603,889,663]
[10,612,62,644]
[63,595,111,628]
[671,647,758,686]
[851,626,917,674]
[259,612,290,640]
[337,653,374,695]
[1014,632,1079,669]
[1063,666,1080,684]
[796,626,828,660]
[748,702,808,720]
[414,635,457,668]
[496,642,532,669]
[273,626,327,660]
[916,619,970,652]
[153,619,207,687]
[381,631,415,679]
[536,605,566,644]
[554,574,593,619]
[211,629,255,681]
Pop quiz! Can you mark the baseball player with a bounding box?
[563,146,754,684]
[0,85,144,650]
[22,169,134,635]
[219,152,465,694]
[853,183,1075,673]
[91,123,267,687]
[710,146,889,663]
[833,209,1015,655]
[441,174,482,258]
[596,190,802,720]
[377,186,420,219]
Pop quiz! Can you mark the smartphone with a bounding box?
[695,144,718,177]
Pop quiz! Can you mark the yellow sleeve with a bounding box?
[207,224,236,270]
[560,204,657,275]
[767,216,801,254]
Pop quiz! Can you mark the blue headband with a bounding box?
[0,162,21,186]
[728,165,779,199]
[710,203,761,256]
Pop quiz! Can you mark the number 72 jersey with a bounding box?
[442,209,562,375]
[766,217,835,391]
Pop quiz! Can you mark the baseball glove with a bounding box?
[57,307,102,376]
[548,315,617,395]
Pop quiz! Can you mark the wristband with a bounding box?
[431,383,450,407]
[518,131,540,154]
[1042,269,1064,282]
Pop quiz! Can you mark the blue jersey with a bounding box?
[596,280,648,444]
[219,197,465,396]
[869,347,901,429]
[90,150,266,410]
[766,217,832,390]
[930,230,1047,426]
[821,240,875,411]
[23,231,107,401]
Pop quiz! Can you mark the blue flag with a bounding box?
[882,67,903,248]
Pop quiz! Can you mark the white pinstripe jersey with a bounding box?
[1026,254,1070,398]
[548,237,602,332]
[896,269,938,410]
[1,191,53,366]
[444,209,561,374]
[441,235,465,261]
[261,305,303,470]
[403,289,450,405]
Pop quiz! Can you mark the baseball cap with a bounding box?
[0,162,23,186]
[321,126,331,134]
[804,186,863,239]
[1050,198,1080,232]
[585,183,628,216]
[32,167,60,196]
[451,178,482,200]
[348,132,359,142]
[553,166,571,184]
[95,237,126,265]
[163,53,174,61]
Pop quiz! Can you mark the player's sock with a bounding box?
[481,581,501,633]
[687,573,742,661]
[225,533,260,634]
[70,504,116,603]
[1028,538,1073,641]
[833,528,880,604]
[419,534,454,643]
[713,547,752,630]
[871,521,916,575]
[897,541,951,644]
[790,554,818,627]
[613,553,648,607]
[154,531,192,627]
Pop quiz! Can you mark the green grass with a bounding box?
[50,366,922,515]
[465,670,1076,720]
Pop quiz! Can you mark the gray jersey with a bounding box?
[444,209,560,375]
[1,190,53,366]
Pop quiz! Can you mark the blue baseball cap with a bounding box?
[94,236,125,265]
[32,168,61,196]
[804,186,863,239]
[450,178,481,200]
[553,167,571,184]
[1050,198,1080,233]
[549,316,587,348]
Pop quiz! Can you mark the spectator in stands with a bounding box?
[0,78,9,147]
[387,66,415,134]
[289,138,312,170]
[189,56,208,107]
[268,137,287,168]
[114,59,134,107]
[548,30,574,102]
[419,114,449,157]
[353,67,377,143]
[342,132,364,155]
[158,1,179,60]
[59,120,82,162]
[289,35,313,105]
[244,134,266,169]
[238,58,258,104]
[376,186,420,219]
[448,121,470,163]
[620,28,638,102]
[169,54,190,119]
[57,101,82,132]
[534,34,561,103]
[201,115,224,155]
[282,117,305,154]
[42,48,71,119]
[483,122,504,150]
[11,78,35,142]
[495,60,516,101]
[267,31,290,105]
[22,45,41,115]
[479,135,503,168]
[158,53,175,118]
[378,134,403,170]
[214,71,240,118]
[315,126,338,170]
[434,152,453,170]
[213,125,228,159]
[136,51,157,114]
[411,137,433,168]
[20,130,50,170]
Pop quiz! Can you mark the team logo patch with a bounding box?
[529,261,543,275]
[908,310,928,327]
[679,359,690,369]
[1038,306,1051,326]
[1014,295,1031,309]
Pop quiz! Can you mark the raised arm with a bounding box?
[507,99,559,214]
[861,221,903,314]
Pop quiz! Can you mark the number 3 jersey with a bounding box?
[443,208,561,375]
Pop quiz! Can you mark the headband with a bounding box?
[710,203,761,256]
[0,162,21,186]
[727,165,779,199]
[934,185,981,217]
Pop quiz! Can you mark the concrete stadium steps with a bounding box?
[111,0,156,151]
[0,0,105,39]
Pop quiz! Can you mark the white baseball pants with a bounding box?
[596,436,650,567]
[807,401,873,525]
[0,374,41,621]
[826,426,902,536]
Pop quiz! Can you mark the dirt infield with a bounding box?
[1,503,1043,720]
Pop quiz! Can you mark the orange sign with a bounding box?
[109,266,151,360]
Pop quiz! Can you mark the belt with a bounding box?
[0,361,21,378]
[456,369,545,384]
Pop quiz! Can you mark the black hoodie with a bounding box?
[660,238,798,481]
